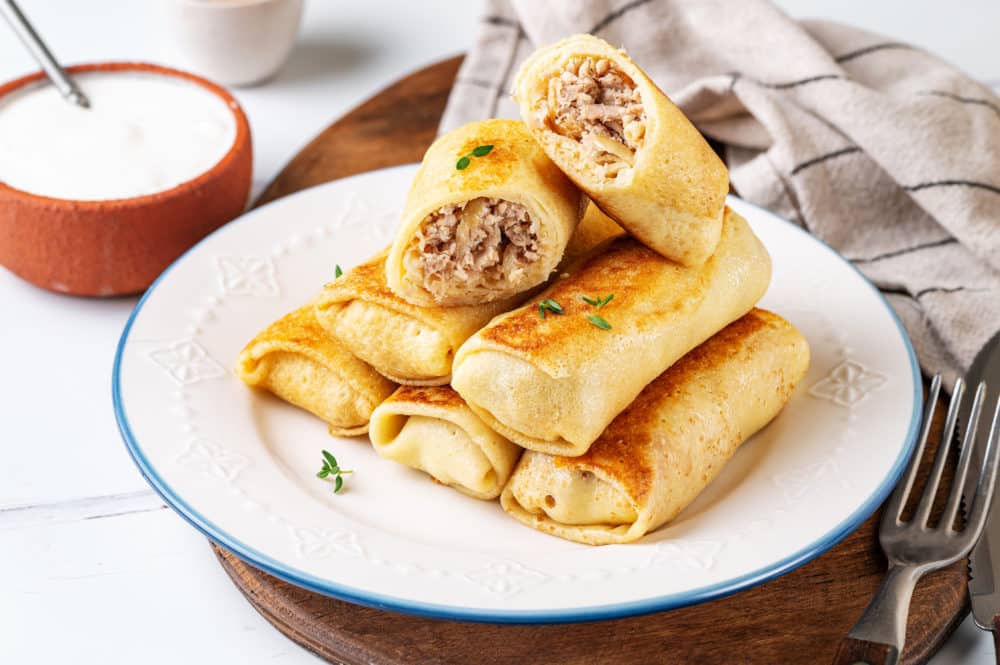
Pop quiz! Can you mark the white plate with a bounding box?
[114,164,921,623]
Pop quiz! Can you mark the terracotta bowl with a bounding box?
[0,62,253,296]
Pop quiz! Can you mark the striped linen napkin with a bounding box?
[440,0,1000,381]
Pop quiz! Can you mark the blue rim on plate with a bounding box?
[112,180,923,624]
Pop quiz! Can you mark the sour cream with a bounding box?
[0,72,237,201]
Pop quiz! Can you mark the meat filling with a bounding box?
[407,197,540,300]
[545,57,645,178]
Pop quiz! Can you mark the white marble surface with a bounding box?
[1,1,997,663]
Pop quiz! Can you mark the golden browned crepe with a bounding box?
[236,303,397,436]
[315,206,623,387]
[513,34,729,266]
[315,252,515,386]
[369,386,522,500]
[501,309,810,545]
[452,207,770,456]
[386,119,586,307]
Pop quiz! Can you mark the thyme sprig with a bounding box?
[317,449,353,493]
[582,293,614,308]
[456,144,494,170]
[538,298,564,319]
[587,314,612,330]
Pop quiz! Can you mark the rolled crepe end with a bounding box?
[329,423,370,437]
[452,350,586,453]
[500,455,645,545]
[235,305,396,435]
[465,399,585,457]
[369,386,522,500]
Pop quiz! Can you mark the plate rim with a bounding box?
[112,165,923,624]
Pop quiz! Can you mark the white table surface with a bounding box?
[1,1,997,662]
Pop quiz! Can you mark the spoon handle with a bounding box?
[0,0,90,108]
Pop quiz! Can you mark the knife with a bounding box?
[966,329,1000,655]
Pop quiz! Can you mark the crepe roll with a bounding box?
[369,386,522,500]
[386,119,586,307]
[501,309,810,545]
[514,34,729,266]
[236,304,397,436]
[315,252,515,386]
[453,207,770,456]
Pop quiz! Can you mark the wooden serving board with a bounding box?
[212,56,967,665]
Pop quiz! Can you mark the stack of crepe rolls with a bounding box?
[386,118,586,307]
[234,34,811,546]
[236,303,397,436]
[513,33,728,267]
[315,205,623,387]
[501,309,810,545]
[369,386,522,500]
[452,207,771,456]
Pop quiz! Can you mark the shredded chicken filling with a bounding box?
[408,197,540,300]
[545,56,646,178]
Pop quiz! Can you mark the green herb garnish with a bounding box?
[538,298,564,318]
[317,449,353,493]
[456,144,494,170]
[334,264,343,278]
[582,293,614,308]
[587,314,612,330]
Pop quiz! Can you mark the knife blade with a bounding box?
[966,329,1000,631]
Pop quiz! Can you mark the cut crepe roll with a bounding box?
[315,252,514,386]
[369,385,522,500]
[513,34,729,266]
[386,119,586,307]
[236,303,397,436]
[452,207,770,456]
[317,207,623,386]
[501,309,810,545]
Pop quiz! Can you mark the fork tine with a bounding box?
[960,388,1000,547]
[941,380,980,529]
[912,379,966,526]
[882,374,942,525]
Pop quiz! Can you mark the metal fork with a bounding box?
[832,375,1000,665]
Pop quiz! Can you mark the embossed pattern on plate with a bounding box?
[113,165,922,622]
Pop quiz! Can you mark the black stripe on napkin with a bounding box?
[904,180,1000,196]
[834,42,914,63]
[881,285,985,300]
[590,0,656,34]
[483,15,520,28]
[489,32,525,118]
[732,72,845,91]
[915,286,985,297]
[850,238,958,264]
[918,91,1000,121]
[456,77,499,91]
[790,147,861,175]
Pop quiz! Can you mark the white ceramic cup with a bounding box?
[160,0,305,87]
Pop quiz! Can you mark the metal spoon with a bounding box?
[0,0,90,108]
